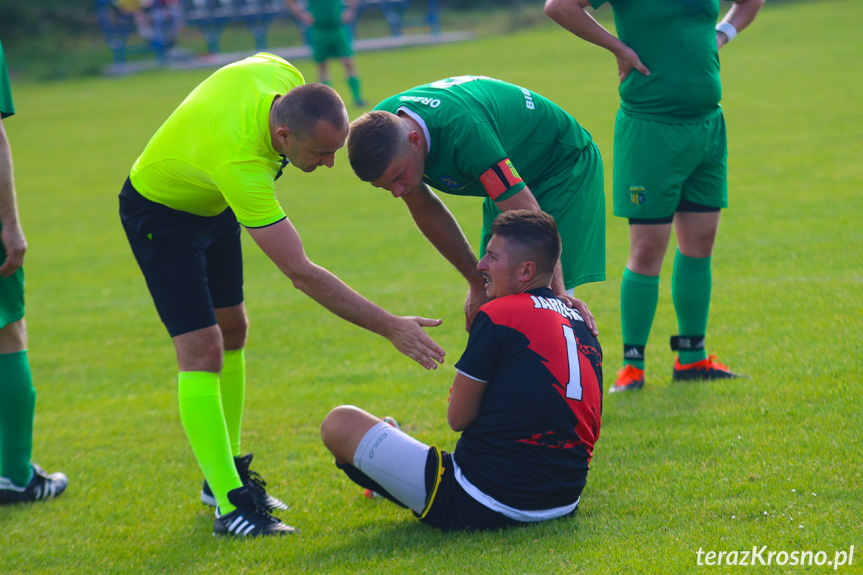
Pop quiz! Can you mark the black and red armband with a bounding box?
[479,158,523,201]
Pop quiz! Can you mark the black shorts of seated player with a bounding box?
[119,178,244,337]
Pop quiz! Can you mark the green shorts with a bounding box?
[309,25,353,63]
[612,110,727,220]
[0,222,25,329]
[480,141,607,289]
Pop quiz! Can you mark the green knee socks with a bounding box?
[620,268,660,369]
[672,249,711,364]
[0,351,35,486]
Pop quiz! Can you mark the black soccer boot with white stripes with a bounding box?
[201,453,289,512]
[0,463,68,505]
[213,485,296,537]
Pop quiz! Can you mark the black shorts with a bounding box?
[419,451,526,532]
[119,178,244,337]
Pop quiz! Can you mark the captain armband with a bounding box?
[479,158,523,201]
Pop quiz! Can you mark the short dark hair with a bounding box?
[490,210,561,276]
[273,83,347,140]
[347,111,409,181]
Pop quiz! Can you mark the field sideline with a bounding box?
[1,1,861,573]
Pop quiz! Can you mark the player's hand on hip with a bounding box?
[0,225,27,277]
[559,294,598,337]
[616,46,650,82]
[390,316,445,370]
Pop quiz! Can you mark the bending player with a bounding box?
[321,210,602,530]
[347,75,605,335]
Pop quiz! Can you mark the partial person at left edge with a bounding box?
[0,39,69,505]
[119,52,445,537]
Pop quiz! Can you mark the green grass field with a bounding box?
[2,0,861,572]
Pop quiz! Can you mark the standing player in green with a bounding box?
[120,53,444,536]
[284,0,365,106]
[545,0,764,392]
[0,39,68,505]
[348,75,605,334]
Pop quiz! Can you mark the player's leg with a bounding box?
[309,27,331,85]
[322,406,431,513]
[0,266,67,503]
[670,114,739,380]
[343,58,364,106]
[207,212,247,458]
[671,209,719,365]
[610,221,670,392]
[0,295,33,489]
[610,112,690,391]
[119,181,249,526]
[337,25,363,106]
[214,305,247,458]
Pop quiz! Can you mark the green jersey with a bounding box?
[590,0,726,122]
[0,40,13,119]
[374,76,593,203]
[308,0,344,28]
[130,53,304,228]
[375,76,606,289]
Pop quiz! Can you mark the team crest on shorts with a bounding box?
[630,186,646,205]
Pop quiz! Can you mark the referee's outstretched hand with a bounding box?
[388,316,445,370]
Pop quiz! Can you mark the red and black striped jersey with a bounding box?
[453,287,603,511]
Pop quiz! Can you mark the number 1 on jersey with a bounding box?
[562,324,583,401]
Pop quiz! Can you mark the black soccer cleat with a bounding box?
[201,453,289,512]
[0,463,68,505]
[213,485,296,537]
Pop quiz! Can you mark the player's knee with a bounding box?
[0,319,28,354]
[217,309,249,349]
[321,405,368,461]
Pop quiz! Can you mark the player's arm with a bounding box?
[401,183,488,331]
[717,0,765,49]
[544,0,649,81]
[342,0,360,23]
[247,218,445,369]
[0,117,25,278]
[284,0,314,26]
[447,371,487,432]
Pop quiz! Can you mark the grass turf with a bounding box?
[1,0,861,572]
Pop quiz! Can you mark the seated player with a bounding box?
[321,210,603,531]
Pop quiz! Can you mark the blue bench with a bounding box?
[97,0,442,64]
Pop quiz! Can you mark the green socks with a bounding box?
[178,371,241,513]
[620,268,660,369]
[220,349,246,457]
[0,351,35,486]
[348,76,363,104]
[672,249,711,364]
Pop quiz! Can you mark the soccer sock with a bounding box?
[620,268,660,370]
[672,249,711,365]
[220,349,246,457]
[177,371,242,513]
[0,351,35,486]
[348,76,363,103]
